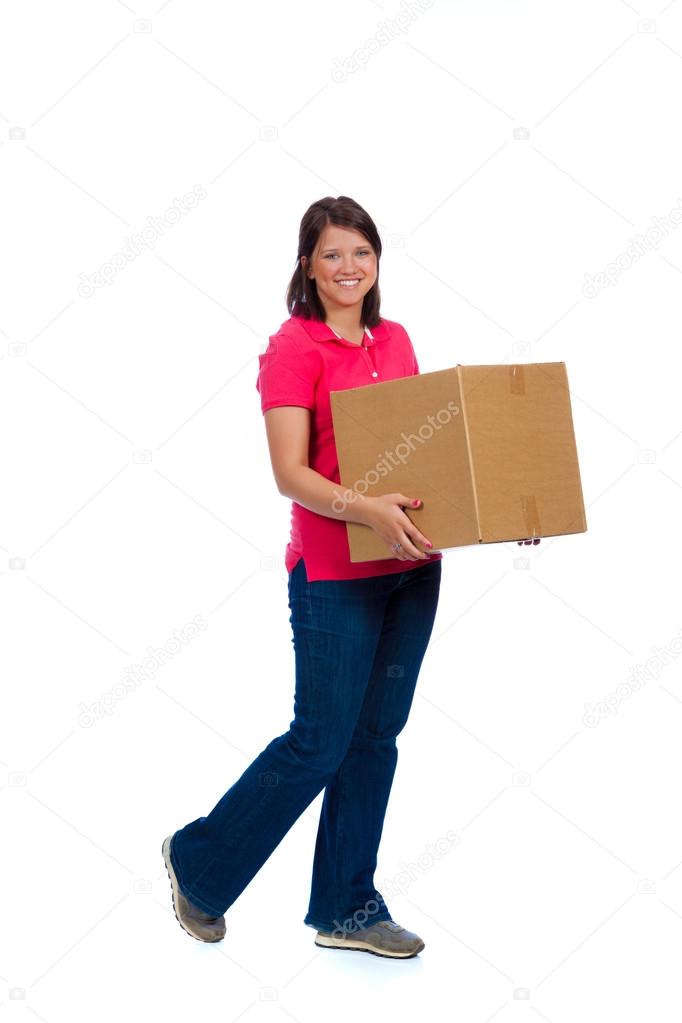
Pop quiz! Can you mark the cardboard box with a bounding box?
[330,362,587,562]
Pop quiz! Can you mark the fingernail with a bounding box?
[412,499,421,506]
[426,542,432,547]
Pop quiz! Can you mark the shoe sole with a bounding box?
[314,932,424,959]
[161,834,225,943]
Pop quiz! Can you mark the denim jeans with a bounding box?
[169,554,441,934]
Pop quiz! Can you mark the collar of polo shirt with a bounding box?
[296,315,390,346]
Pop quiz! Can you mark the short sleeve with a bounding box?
[256,334,319,414]
[401,326,419,374]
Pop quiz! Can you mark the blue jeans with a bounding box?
[169,554,442,934]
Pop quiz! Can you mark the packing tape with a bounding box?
[520,494,541,538]
[510,364,525,395]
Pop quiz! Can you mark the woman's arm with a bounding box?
[263,406,372,524]
[263,407,433,560]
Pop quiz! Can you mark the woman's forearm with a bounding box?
[277,466,375,526]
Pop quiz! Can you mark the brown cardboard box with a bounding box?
[330,362,587,563]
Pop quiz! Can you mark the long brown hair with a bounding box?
[285,195,382,327]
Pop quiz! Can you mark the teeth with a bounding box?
[337,280,359,286]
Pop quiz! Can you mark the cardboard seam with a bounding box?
[456,365,482,541]
[510,364,526,395]
[520,493,541,539]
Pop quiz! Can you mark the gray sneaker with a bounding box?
[315,920,425,958]
[162,834,226,942]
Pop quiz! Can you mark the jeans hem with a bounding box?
[303,911,394,934]
[178,884,224,919]
[171,833,225,918]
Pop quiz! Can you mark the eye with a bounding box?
[324,249,371,258]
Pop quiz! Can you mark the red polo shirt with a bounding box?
[256,312,443,581]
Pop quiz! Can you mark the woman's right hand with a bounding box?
[360,493,436,561]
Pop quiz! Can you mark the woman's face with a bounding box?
[302,224,377,320]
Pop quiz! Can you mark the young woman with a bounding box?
[163,194,536,959]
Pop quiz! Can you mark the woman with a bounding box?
[162,195,538,959]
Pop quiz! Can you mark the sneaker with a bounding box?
[161,834,226,942]
[315,920,424,958]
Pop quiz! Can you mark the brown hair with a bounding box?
[285,195,382,327]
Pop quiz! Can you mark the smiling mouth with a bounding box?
[336,279,361,287]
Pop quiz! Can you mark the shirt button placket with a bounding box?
[361,345,378,379]
[371,343,378,376]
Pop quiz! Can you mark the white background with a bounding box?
[2,0,682,1018]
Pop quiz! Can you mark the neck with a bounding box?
[322,304,363,335]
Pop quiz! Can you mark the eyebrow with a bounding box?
[320,245,371,254]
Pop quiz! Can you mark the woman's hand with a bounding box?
[358,493,542,557]
[359,493,435,561]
